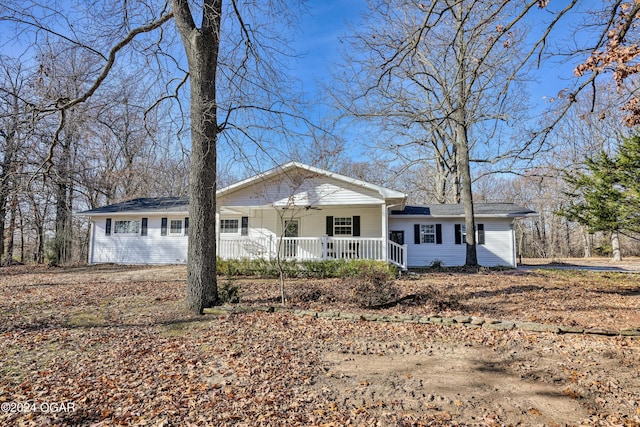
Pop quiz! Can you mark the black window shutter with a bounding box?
[353,216,360,236]
[436,224,442,244]
[477,223,485,245]
[161,217,168,236]
[184,218,189,235]
[241,216,248,236]
[105,218,112,236]
[414,224,420,244]
[141,218,148,236]
[454,224,462,245]
[326,216,334,236]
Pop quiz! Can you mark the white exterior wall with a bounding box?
[388,217,516,268]
[218,206,383,239]
[218,175,384,207]
[89,215,188,265]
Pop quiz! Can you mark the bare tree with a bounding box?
[2,0,302,312]
[0,58,27,263]
[334,0,576,266]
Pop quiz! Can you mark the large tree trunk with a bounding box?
[454,1,477,267]
[456,126,478,267]
[173,0,222,314]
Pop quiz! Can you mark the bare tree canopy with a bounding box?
[1,0,305,312]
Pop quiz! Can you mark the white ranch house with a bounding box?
[78,162,536,269]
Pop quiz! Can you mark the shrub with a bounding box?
[429,259,445,270]
[216,258,398,281]
[345,261,399,308]
[218,279,241,304]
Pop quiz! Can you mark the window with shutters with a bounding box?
[333,217,352,235]
[420,224,436,243]
[326,216,360,236]
[220,219,239,233]
[455,224,485,244]
[414,223,442,244]
[114,220,140,235]
[169,219,183,235]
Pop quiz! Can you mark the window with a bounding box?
[455,223,484,245]
[114,220,140,235]
[326,215,360,236]
[170,219,183,235]
[334,217,352,235]
[420,224,436,243]
[220,219,239,233]
[414,224,442,244]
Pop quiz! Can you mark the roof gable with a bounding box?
[217,162,406,207]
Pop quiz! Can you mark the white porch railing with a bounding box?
[387,240,407,270]
[218,236,407,270]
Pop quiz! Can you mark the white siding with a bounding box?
[388,217,516,268]
[89,215,188,265]
[219,175,384,207]
[219,206,383,239]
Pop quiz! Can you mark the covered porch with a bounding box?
[217,235,407,269]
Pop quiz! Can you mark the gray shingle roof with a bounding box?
[390,203,536,217]
[78,197,189,215]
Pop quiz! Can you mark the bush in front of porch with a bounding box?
[216,258,399,308]
[216,257,397,280]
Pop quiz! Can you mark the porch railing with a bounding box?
[218,236,407,270]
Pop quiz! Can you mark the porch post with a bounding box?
[381,204,388,262]
[321,235,327,260]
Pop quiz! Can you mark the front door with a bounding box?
[389,230,404,245]
[284,220,299,257]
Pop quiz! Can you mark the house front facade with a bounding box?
[79,162,536,269]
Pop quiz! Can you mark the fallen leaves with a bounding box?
[1,265,639,426]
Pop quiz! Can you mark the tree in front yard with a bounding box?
[561,135,640,261]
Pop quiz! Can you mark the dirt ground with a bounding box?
[0,263,639,426]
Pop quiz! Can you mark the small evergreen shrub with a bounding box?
[218,279,241,304]
[429,259,445,270]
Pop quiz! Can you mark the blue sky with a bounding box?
[290,0,366,97]
[287,0,583,160]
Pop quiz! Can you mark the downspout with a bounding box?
[511,219,517,268]
[381,204,388,262]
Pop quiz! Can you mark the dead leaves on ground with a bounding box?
[1,265,639,426]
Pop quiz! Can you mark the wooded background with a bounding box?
[1,0,639,267]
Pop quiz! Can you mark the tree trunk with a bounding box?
[611,230,621,262]
[54,133,73,265]
[456,130,477,266]
[582,228,592,258]
[453,1,477,267]
[173,0,222,314]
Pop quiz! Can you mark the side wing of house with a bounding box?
[388,217,517,268]
[88,214,189,265]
